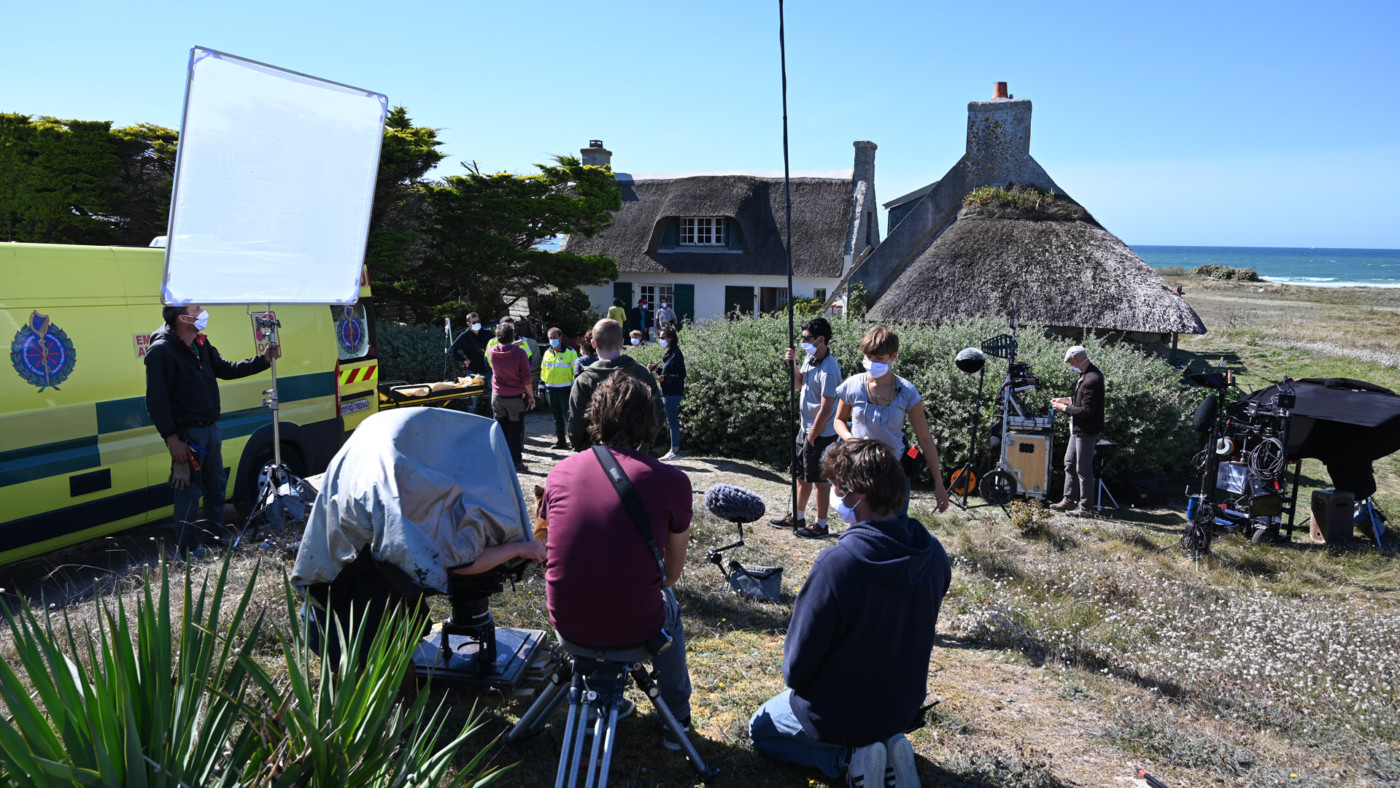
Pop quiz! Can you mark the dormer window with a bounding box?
[680,217,727,247]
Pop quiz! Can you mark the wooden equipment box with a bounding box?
[1310,489,1354,544]
[1004,433,1052,499]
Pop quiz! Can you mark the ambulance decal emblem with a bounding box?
[335,306,367,357]
[11,310,77,392]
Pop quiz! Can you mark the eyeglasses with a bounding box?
[801,335,814,342]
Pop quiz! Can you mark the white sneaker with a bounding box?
[846,741,886,787]
[884,733,919,787]
[660,450,683,461]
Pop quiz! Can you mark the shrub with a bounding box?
[1156,266,1187,276]
[1190,264,1261,282]
[1234,267,1261,282]
[377,320,456,383]
[535,287,598,338]
[667,315,1199,485]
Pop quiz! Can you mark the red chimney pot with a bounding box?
[994,82,1008,99]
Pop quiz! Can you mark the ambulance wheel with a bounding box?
[234,443,307,522]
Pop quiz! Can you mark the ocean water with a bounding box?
[1133,245,1400,289]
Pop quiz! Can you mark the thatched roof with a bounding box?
[561,174,854,277]
[867,199,1206,334]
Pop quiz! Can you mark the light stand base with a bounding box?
[414,626,555,691]
[237,460,316,547]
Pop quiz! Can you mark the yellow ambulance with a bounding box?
[0,243,379,565]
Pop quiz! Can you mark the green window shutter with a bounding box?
[726,218,744,250]
[661,219,679,248]
[673,284,695,324]
[613,281,633,307]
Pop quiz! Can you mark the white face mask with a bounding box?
[471,322,482,332]
[193,310,210,331]
[833,489,860,524]
[659,339,669,348]
[630,337,641,346]
[801,342,817,356]
[660,302,667,308]
[862,358,890,378]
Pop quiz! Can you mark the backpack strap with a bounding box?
[591,445,669,585]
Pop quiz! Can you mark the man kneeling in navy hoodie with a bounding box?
[749,439,951,787]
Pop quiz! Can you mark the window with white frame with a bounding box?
[813,288,828,301]
[680,217,726,246]
[639,284,675,308]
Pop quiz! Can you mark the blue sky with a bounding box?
[5,0,1397,248]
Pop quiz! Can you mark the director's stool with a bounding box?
[505,636,718,787]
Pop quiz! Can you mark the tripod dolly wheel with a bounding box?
[980,470,1015,505]
[949,468,978,496]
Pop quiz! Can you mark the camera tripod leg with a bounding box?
[1095,479,1120,513]
[629,664,719,782]
[507,660,571,743]
[559,690,590,788]
[586,704,619,788]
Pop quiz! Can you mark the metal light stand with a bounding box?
[949,364,994,511]
[238,308,315,545]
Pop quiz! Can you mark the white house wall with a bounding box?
[584,275,840,323]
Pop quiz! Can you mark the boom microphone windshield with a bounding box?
[955,347,986,374]
[705,484,766,524]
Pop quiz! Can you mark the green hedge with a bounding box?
[632,316,1199,485]
[376,321,457,383]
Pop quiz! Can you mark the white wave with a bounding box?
[1261,276,1400,289]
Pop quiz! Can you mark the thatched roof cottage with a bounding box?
[848,84,1204,340]
[562,140,878,322]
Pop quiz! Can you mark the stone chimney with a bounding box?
[580,139,612,168]
[965,82,1034,188]
[852,141,880,252]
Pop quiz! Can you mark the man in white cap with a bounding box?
[1050,346,1104,517]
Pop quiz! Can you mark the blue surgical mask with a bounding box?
[630,337,641,346]
[862,358,890,378]
[801,342,817,356]
[659,339,669,348]
[193,310,210,331]
[550,338,561,348]
[471,322,482,332]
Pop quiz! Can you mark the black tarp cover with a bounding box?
[1237,378,1400,499]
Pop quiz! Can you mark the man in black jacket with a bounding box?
[145,304,281,547]
[449,311,491,415]
[749,440,950,787]
[1051,345,1106,517]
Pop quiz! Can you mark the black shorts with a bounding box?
[793,432,838,483]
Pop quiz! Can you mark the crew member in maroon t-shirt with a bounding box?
[542,373,695,740]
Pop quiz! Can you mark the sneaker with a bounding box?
[847,741,887,787]
[1049,500,1074,511]
[660,450,683,461]
[794,522,831,539]
[552,439,569,449]
[884,733,918,787]
[660,715,691,751]
[770,515,804,530]
[1066,507,1093,518]
[586,697,635,725]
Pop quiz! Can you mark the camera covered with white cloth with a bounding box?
[292,406,548,687]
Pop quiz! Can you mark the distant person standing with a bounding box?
[607,298,628,330]
[771,317,840,538]
[1050,345,1105,518]
[486,316,533,366]
[568,318,665,452]
[541,327,579,450]
[651,326,687,461]
[489,322,536,473]
[145,304,280,548]
[833,326,950,516]
[450,311,492,415]
[656,299,678,330]
[634,296,651,342]
[574,328,598,375]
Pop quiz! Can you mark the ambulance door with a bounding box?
[332,272,378,434]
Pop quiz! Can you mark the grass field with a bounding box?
[3,275,1399,787]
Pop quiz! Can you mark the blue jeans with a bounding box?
[663,395,683,452]
[655,588,692,720]
[749,690,847,778]
[172,423,227,547]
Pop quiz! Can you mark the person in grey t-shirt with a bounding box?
[833,326,949,514]
[771,317,841,538]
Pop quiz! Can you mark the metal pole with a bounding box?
[779,0,798,522]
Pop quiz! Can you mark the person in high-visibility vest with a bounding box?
[485,316,533,366]
[541,326,580,449]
